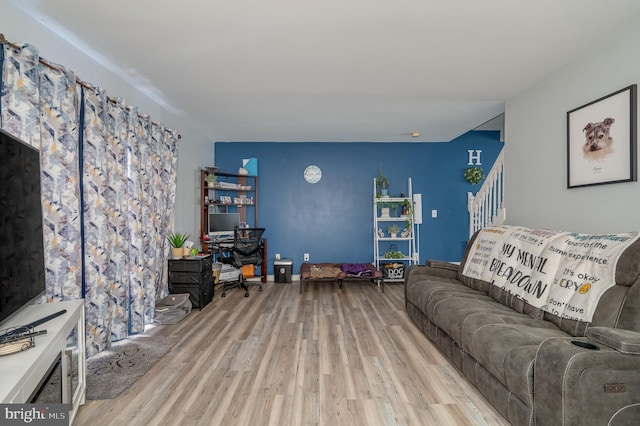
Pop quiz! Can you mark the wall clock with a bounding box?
[303,165,322,184]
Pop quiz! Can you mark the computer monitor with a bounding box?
[208,212,240,238]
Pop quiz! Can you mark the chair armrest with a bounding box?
[586,327,640,355]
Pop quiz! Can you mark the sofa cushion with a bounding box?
[542,310,589,337]
[429,293,518,343]
[425,260,459,272]
[488,284,526,313]
[458,311,557,352]
[405,276,481,318]
[615,238,640,286]
[616,281,640,332]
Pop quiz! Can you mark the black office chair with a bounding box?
[220,227,265,297]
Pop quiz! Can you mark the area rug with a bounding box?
[86,334,178,400]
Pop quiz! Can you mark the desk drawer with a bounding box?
[169,271,212,285]
[168,256,212,273]
[169,283,212,309]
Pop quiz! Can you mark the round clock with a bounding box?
[303,165,322,184]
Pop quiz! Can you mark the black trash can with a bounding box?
[274,258,293,283]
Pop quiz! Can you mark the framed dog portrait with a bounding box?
[567,85,637,188]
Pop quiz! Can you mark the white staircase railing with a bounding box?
[468,149,505,237]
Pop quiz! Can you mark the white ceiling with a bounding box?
[13,0,640,142]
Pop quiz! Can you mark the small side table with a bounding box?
[168,254,213,308]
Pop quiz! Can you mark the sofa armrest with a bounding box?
[426,260,460,272]
[534,337,640,425]
[586,327,640,355]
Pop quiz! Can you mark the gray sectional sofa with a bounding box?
[405,226,640,425]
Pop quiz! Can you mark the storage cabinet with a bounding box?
[168,255,213,308]
[0,300,86,424]
[373,177,417,281]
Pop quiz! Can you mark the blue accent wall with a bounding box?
[215,131,503,274]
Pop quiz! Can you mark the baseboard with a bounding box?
[265,274,301,282]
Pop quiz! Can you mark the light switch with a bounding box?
[432,210,438,218]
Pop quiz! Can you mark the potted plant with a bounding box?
[383,250,404,259]
[205,173,217,188]
[167,232,190,259]
[376,170,390,197]
[400,198,414,228]
[388,224,400,238]
[377,200,399,218]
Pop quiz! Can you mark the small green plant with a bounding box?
[375,169,389,197]
[383,250,404,259]
[464,166,484,184]
[400,198,413,228]
[377,200,396,212]
[388,224,400,235]
[205,173,217,187]
[167,232,190,248]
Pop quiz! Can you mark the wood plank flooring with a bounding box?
[74,280,509,425]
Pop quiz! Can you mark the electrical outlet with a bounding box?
[275,253,281,260]
[304,253,310,261]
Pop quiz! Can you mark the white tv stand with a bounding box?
[0,299,86,424]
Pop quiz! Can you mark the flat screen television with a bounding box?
[208,212,240,239]
[0,129,47,328]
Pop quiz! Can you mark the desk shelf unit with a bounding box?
[200,168,267,283]
[373,177,417,281]
[200,168,258,251]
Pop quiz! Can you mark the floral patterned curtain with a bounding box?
[39,61,83,301]
[0,39,179,356]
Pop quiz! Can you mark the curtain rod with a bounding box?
[0,33,181,140]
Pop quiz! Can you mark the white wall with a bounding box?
[505,16,640,233]
[1,4,213,241]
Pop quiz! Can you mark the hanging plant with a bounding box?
[464,166,484,184]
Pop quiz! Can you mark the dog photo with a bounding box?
[582,117,615,161]
[567,85,636,188]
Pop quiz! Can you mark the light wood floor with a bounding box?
[74,280,509,426]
